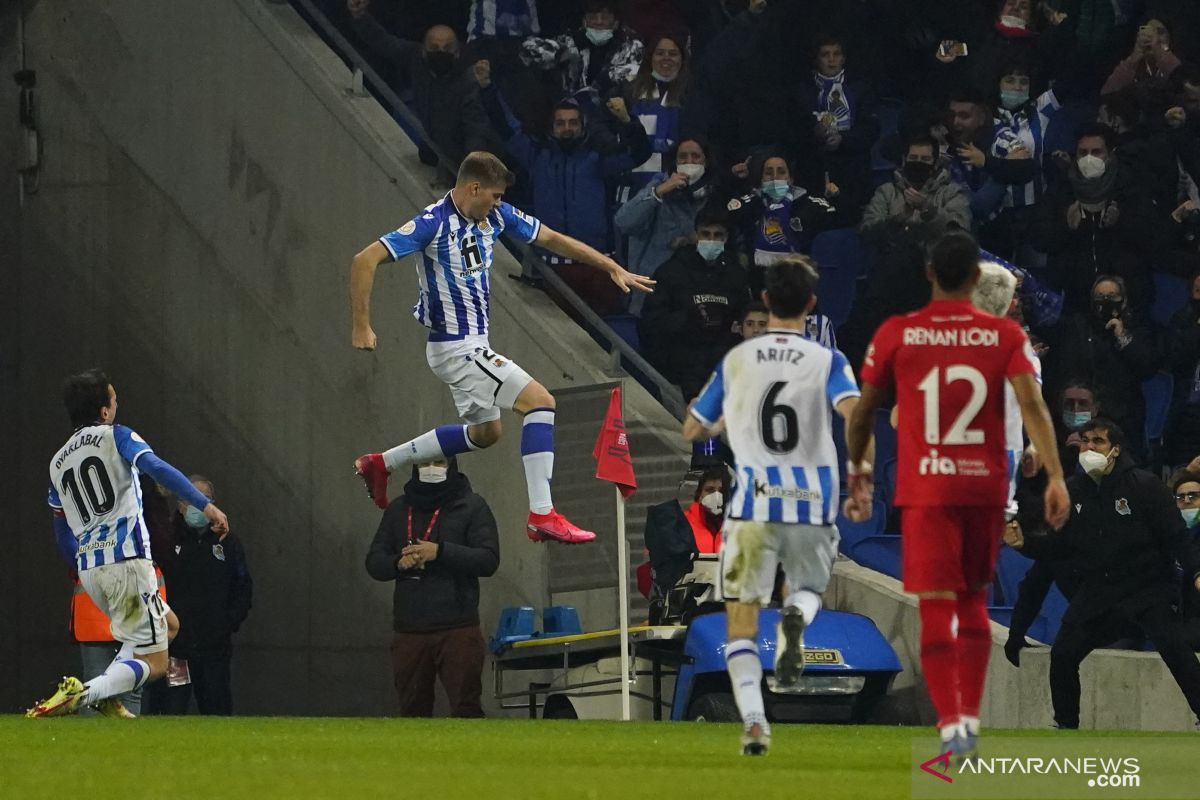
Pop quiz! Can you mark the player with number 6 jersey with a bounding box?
[846,232,1068,763]
[349,152,654,545]
[28,370,230,719]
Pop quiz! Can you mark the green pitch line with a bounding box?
[0,717,1182,800]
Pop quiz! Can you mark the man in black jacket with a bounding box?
[1008,419,1200,729]
[154,476,253,716]
[639,206,749,400]
[365,457,499,717]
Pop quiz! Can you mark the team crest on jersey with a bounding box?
[212,543,226,561]
[479,220,492,234]
[789,217,804,232]
[493,357,507,368]
[1074,503,1082,513]
[399,221,417,235]
[1115,498,1131,516]
[727,198,742,211]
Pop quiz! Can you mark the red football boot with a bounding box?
[527,509,596,544]
[354,453,390,510]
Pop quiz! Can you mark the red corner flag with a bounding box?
[593,386,637,498]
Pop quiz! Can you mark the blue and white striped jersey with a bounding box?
[47,424,153,571]
[691,330,860,525]
[466,0,539,39]
[380,194,541,338]
[991,89,1060,209]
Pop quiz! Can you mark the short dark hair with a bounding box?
[1075,121,1118,151]
[693,201,729,231]
[929,231,980,292]
[948,86,988,107]
[63,369,112,427]
[694,465,730,501]
[741,299,767,322]
[584,0,616,14]
[456,151,513,188]
[1079,417,1126,450]
[1170,470,1200,493]
[906,134,941,161]
[813,32,843,52]
[1099,88,1140,128]
[764,256,818,318]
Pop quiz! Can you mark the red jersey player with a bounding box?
[845,231,1068,760]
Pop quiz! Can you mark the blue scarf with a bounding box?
[814,70,853,131]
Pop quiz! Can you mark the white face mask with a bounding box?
[1077,154,1107,180]
[1077,449,1111,476]
[677,162,705,184]
[700,491,724,515]
[418,465,448,483]
[999,14,1028,29]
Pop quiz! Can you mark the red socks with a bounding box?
[918,597,959,729]
[955,589,992,720]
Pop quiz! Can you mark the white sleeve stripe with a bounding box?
[379,236,400,260]
[47,499,63,509]
[689,407,716,428]
[831,389,861,406]
[528,218,542,243]
[129,448,152,467]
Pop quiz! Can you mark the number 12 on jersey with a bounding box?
[917,365,987,445]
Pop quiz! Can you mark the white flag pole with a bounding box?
[616,483,632,721]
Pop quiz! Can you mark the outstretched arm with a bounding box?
[138,453,229,535]
[534,225,655,294]
[350,241,392,351]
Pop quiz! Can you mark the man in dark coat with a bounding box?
[1008,418,1200,729]
[365,457,499,717]
[639,206,749,400]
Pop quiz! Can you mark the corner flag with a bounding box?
[593,387,637,498]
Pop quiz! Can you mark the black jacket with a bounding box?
[1039,311,1161,458]
[1165,302,1200,465]
[351,13,493,165]
[639,246,749,400]
[1019,453,1200,625]
[365,465,499,633]
[162,515,253,660]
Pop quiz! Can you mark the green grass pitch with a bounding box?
[0,717,1177,800]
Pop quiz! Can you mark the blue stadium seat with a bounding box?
[1151,272,1188,327]
[993,544,1034,607]
[1143,372,1173,440]
[603,314,640,352]
[849,534,902,580]
[811,228,868,329]
[837,499,887,555]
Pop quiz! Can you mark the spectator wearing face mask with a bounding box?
[977,58,1060,263]
[615,137,719,297]
[365,457,499,718]
[477,79,651,313]
[838,135,971,367]
[1101,18,1179,95]
[519,1,643,111]
[685,466,729,554]
[726,152,845,296]
[792,33,880,217]
[346,2,494,169]
[1006,418,1200,730]
[152,476,252,716]
[1165,270,1200,469]
[1039,275,1160,461]
[1056,380,1103,474]
[1171,470,1200,648]
[618,33,690,199]
[639,206,749,400]
[942,86,1036,226]
[1032,123,1159,313]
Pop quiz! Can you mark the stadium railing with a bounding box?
[289,0,688,420]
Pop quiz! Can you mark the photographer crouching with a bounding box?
[365,457,499,717]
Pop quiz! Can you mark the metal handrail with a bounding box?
[289,0,687,420]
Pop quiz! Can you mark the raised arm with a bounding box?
[534,224,655,294]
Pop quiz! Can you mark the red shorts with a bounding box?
[900,506,1004,593]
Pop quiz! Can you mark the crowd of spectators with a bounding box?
[329,2,1200,467]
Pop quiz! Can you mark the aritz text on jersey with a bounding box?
[756,346,806,365]
[902,326,1000,347]
[753,480,822,502]
[54,432,105,470]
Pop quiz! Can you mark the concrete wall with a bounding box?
[828,560,1200,732]
[0,0,687,715]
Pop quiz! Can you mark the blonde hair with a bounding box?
[972,260,1017,317]
[456,151,513,188]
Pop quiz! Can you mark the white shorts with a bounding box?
[426,335,533,425]
[720,519,840,605]
[77,559,170,656]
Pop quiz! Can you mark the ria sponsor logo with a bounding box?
[918,449,957,475]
